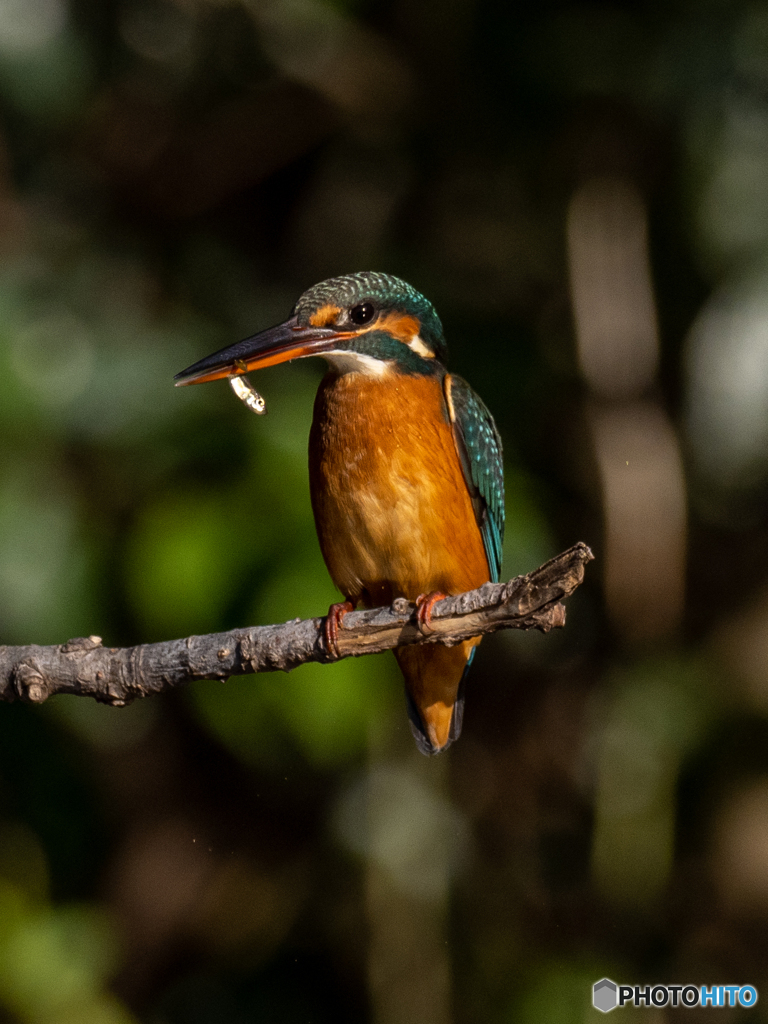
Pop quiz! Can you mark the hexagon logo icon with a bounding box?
[593,978,618,1013]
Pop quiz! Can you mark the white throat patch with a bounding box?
[324,350,391,377]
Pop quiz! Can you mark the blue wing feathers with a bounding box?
[445,374,505,583]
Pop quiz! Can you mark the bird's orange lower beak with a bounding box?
[174,315,350,386]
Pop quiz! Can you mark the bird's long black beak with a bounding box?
[174,315,349,386]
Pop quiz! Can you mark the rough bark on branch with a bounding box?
[0,543,593,706]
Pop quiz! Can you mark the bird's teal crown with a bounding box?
[293,271,448,369]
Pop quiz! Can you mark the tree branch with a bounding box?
[0,543,593,706]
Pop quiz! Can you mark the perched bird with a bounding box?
[175,273,504,754]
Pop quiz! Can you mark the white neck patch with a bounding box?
[324,350,391,378]
[407,334,434,359]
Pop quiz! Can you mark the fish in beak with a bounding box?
[174,316,349,386]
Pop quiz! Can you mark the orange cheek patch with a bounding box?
[374,312,422,343]
[310,304,341,327]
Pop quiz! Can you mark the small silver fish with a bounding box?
[229,374,267,415]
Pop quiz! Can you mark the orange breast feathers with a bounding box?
[308,370,490,609]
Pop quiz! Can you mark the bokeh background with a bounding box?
[1,0,768,1020]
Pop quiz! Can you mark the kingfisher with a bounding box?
[174,273,504,754]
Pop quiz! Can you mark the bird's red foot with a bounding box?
[324,600,355,659]
[415,591,448,635]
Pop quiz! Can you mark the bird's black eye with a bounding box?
[349,302,375,326]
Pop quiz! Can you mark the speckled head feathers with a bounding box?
[293,272,447,363]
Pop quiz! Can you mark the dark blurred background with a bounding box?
[1,0,768,1020]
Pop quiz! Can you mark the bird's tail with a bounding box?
[395,641,478,755]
